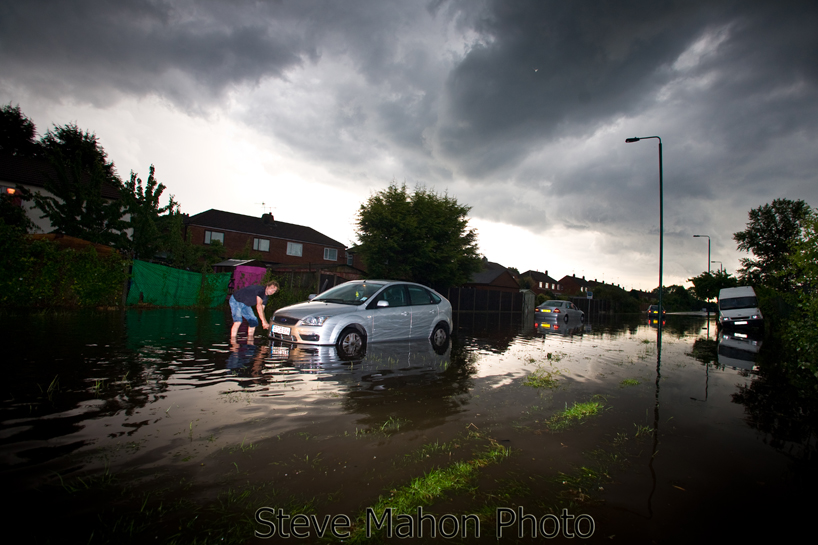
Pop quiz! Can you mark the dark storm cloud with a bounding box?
[435,0,818,176]
[3,0,817,278]
[0,0,315,108]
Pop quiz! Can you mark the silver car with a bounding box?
[534,300,585,323]
[270,280,453,357]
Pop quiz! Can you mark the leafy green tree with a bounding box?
[40,123,120,186]
[688,270,739,301]
[355,183,482,287]
[122,165,179,260]
[734,198,811,292]
[32,157,129,247]
[782,208,818,375]
[0,104,41,157]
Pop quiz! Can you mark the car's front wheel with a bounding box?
[336,327,365,358]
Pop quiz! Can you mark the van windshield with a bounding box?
[719,296,757,310]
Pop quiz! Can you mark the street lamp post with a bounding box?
[693,235,710,273]
[711,260,723,272]
[626,136,663,327]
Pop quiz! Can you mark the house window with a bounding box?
[324,248,338,261]
[286,242,303,257]
[253,238,270,252]
[204,231,224,245]
[538,281,543,288]
[346,252,354,266]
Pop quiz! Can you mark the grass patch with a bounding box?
[547,397,605,431]
[523,366,563,389]
[619,378,640,387]
[347,437,510,542]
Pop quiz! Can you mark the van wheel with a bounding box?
[564,314,570,323]
[337,328,365,358]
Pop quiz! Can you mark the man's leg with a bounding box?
[231,321,241,339]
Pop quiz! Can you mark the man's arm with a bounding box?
[256,296,270,329]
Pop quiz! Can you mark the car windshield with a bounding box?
[312,282,386,305]
[719,296,757,310]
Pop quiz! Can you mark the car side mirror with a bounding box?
[377,300,390,307]
[308,294,316,300]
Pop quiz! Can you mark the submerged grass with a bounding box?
[523,366,564,389]
[547,396,605,431]
[620,378,641,387]
[348,436,511,543]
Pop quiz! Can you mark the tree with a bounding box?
[782,207,818,375]
[32,157,129,248]
[40,123,120,186]
[0,104,41,157]
[355,183,482,287]
[688,270,739,301]
[734,198,811,291]
[122,165,179,260]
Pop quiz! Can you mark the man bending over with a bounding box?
[229,281,279,339]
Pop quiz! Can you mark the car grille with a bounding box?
[272,332,298,342]
[273,315,299,326]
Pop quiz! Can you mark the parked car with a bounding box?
[718,286,763,329]
[270,280,453,357]
[534,300,584,323]
[647,305,665,316]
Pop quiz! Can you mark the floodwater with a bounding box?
[2,309,815,544]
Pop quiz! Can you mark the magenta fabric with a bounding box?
[232,266,267,290]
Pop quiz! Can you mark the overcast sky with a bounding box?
[3,0,816,291]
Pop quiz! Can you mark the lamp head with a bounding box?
[625,137,640,143]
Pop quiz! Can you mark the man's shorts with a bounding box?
[229,295,259,327]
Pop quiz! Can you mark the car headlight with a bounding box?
[300,315,330,326]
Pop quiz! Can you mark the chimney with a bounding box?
[262,213,275,225]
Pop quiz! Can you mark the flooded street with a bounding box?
[2,309,814,543]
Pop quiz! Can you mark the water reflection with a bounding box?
[3,308,817,543]
[718,329,762,372]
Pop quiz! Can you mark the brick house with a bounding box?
[520,270,562,295]
[558,274,594,296]
[185,209,347,267]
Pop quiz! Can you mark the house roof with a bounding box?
[468,260,520,288]
[0,154,122,200]
[187,209,345,248]
[521,270,560,285]
[559,274,592,287]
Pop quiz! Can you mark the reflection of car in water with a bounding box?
[647,317,666,327]
[265,337,453,387]
[718,330,762,372]
[718,286,763,330]
[270,280,453,359]
[534,313,585,337]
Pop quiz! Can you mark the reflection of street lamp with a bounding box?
[711,260,723,272]
[693,234,710,273]
[626,136,663,327]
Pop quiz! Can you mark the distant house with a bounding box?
[0,155,124,235]
[559,274,593,296]
[185,209,348,268]
[520,270,562,295]
[462,260,521,292]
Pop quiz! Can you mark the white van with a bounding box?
[718,286,763,329]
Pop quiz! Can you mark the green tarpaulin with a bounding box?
[126,260,231,308]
